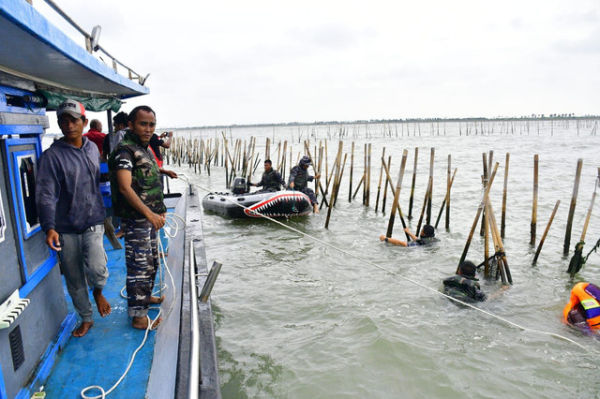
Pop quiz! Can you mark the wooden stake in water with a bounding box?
[408,147,418,220]
[366,143,372,207]
[375,147,386,212]
[530,154,539,246]
[382,156,391,214]
[532,200,560,264]
[434,168,458,229]
[426,147,435,224]
[415,177,432,237]
[385,150,408,238]
[348,141,355,202]
[458,163,499,268]
[445,154,451,229]
[381,156,410,241]
[563,159,583,255]
[501,153,509,239]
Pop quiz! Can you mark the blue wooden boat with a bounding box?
[0,1,220,398]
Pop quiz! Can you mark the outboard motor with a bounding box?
[231,177,249,194]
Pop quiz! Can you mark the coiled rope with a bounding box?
[80,213,184,399]
[180,174,593,353]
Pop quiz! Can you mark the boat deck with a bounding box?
[43,219,171,398]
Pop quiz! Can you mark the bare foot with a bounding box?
[93,289,112,317]
[72,321,94,337]
[148,295,165,304]
[132,316,162,330]
[313,205,319,214]
[115,231,124,239]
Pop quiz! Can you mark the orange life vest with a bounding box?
[563,282,600,329]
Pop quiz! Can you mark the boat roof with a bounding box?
[0,0,148,100]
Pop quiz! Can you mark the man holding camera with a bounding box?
[149,131,172,168]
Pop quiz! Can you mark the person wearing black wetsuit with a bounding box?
[442,261,486,303]
[288,156,320,213]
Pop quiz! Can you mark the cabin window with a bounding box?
[13,151,40,238]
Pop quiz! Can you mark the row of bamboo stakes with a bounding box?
[181,119,600,144]
[164,134,598,280]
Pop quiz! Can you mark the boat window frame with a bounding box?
[12,150,41,239]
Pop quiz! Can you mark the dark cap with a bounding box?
[459,261,477,279]
[299,155,312,166]
[422,225,435,238]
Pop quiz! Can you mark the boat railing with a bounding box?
[39,0,150,85]
[189,238,200,399]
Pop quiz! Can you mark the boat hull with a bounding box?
[202,190,312,218]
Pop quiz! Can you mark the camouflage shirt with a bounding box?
[108,131,166,219]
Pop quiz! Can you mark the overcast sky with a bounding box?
[37,0,600,128]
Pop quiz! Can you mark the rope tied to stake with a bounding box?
[475,251,505,269]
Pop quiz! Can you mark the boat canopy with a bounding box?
[0,0,149,110]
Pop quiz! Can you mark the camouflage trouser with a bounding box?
[300,187,318,205]
[123,218,158,318]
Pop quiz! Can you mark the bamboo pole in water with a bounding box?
[362,144,367,205]
[501,153,509,239]
[382,156,391,214]
[532,200,561,264]
[366,143,372,207]
[426,148,435,224]
[445,154,451,229]
[408,147,418,220]
[381,156,410,240]
[434,168,457,229]
[485,199,512,284]
[458,162,499,268]
[415,176,432,237]
[385,150,408,238]
[348,141,355,202]
[480,152,488,237]
[563,159,583,255]
[530,154,539,246]
[352,176,364,199]
[333,153,348,207]
[265,137,270,160]
[303,141,329,208]
[375,147,386,212]
[325,148,344,229]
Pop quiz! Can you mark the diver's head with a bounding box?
[421,225,435,238]
[458,261,477,279]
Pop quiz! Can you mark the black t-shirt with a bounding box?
[149,134,164,161]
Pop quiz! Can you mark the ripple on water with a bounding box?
[175,128,600,398]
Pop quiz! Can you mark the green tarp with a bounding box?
[38,90,122,112]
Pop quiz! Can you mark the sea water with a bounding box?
[97,121,600,398]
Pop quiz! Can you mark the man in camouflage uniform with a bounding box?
[109,105,177,330]
[250,159,285,191]
[288,156,320,213]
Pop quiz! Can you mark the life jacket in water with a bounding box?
[563,282,600,330]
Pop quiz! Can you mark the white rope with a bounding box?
[80,213,183,398]
[179,174,594,353]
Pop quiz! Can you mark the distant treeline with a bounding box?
[172,114,600,131]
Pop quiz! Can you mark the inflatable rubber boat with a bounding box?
[202,177,312,218]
